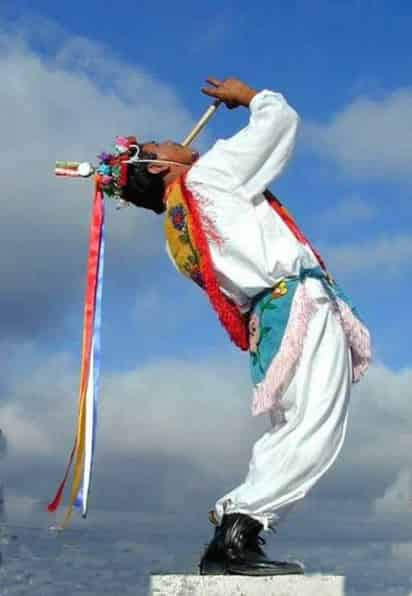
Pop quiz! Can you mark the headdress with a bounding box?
[95,135,140,201]
[56,135,191,208]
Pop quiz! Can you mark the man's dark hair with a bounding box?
[122,150,166,214]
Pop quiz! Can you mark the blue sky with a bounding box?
[2,0,411,370]
[5,0,411,369]
[0,3,412,595]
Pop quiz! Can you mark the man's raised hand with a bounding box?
[201,77,257,109]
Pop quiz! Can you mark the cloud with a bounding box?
[190,10,246,51]
[304,87,412,179]
[0,431,6,459]
[0,347,266,513]
[0,352,79,458]
[99,358,260,467]
[1,492,38,519]
[322,233,412,277]
[2,345,412,528]
[335,364,412,509]
[374,468,412,517]
[0,349,263,470]
[391,541,412,562]
[0,22,194,341]
[319,195,377,227]
[1,351,412,593]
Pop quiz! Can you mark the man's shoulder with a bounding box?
[186,139,234,184]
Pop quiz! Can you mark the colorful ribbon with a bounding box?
[48,179,105,526]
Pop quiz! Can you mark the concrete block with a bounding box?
[150,573,345,595]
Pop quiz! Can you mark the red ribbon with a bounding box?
[48,180,104,514]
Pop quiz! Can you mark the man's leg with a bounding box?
[201,300,352,574]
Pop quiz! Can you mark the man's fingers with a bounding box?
[201,86,220,98]
[205,77,223,88]
[202,77,226,99]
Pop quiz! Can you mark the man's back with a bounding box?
[185,89,320,308]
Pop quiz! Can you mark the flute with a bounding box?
[181,100,221,147]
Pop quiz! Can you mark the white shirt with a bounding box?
[183,90,320,312]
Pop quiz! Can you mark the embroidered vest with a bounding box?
[164,180,205,289]
[164,176,249,350]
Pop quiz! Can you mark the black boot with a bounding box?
[199,523,227,575]
[222,513,304,577]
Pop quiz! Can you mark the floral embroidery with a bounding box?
[182,255,204,288]
[169,205,186,231]
[178,226,191,246]
[165,186,205,289]
[249,295,277,372]
[271,280,288,299]
[249,313,261,354]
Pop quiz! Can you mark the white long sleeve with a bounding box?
[182,89,318,309]
[207,90,299,199]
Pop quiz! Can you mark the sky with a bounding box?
[0,2,412,594]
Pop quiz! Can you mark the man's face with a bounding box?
[142,141,199,165]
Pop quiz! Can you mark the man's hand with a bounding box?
[201,77,257,109]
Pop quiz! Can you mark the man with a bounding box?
[98,78,371,575]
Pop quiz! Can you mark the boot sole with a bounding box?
[227,561,305,577]
[226,567,304,576]
[200,564,304,577]
[199,560,227,575]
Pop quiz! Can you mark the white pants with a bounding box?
[215,292,352,530]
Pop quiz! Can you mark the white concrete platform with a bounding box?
[150,574,345,595]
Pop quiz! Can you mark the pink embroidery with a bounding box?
[252,284,317,416]
[335,299,372,383]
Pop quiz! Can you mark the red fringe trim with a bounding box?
[180,175,249,351]
[264,190,327,271]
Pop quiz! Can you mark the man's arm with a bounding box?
[201,78,299,198]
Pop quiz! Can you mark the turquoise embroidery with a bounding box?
[249,278,299,385]
[249,267,359,385]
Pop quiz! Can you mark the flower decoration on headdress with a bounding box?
[96,136,139,199]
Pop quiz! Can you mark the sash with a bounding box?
[250,267,371,416]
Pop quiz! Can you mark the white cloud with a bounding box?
[322,233,412,277]
[305,87,412,179]
[337,365,412,517]
[0,352,79,458]
[374,469,412,517]
[320,195,376,226]
[2,491,38,518]
[0,22,194,339]
[2,349,412,596]
[99,358,262,469]
[391,541,412,562]
[0,350,263,477]
[0,430,6,458]
[2,346,412,520]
